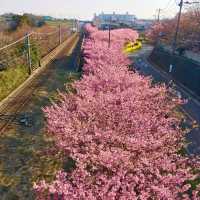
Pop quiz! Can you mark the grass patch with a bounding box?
[0,65,29,101]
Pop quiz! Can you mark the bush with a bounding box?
[0,64,28,101]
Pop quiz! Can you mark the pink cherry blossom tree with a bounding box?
[34,24,200,200]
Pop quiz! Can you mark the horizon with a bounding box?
[0,11,159,21]
[1,0,178,21]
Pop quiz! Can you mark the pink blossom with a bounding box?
[34,24,200,200]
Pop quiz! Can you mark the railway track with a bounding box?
[0,34,79,134]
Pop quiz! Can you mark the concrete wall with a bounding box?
[149,47,200,97]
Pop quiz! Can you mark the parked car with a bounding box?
[123,39,142,53]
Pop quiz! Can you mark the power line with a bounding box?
[0,27,65,52]
[32,30,59,35]
[163,0,175,10]
[175,0,180,5]
[161,8,177,16]
[162,0,178,11]
[156,0,178,20]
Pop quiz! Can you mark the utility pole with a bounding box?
[26,33,32,75]
[74,19,77,32]
[108,16,111,48]
[72,18,75,33]
[76,20,79,32]
[59,24,62,44]
[157,8,162,22]
[172,0,183,54]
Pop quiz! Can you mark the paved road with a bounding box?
[129,45,200,155]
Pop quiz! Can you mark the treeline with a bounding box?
[147,5,200,52]
[0,13,67,47]
[0,13,47,31]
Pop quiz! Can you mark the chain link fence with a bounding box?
[0,26,71,73]
[0,25,72,101]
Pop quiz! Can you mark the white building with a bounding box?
[93,12,137,29]
[134,19,154,30]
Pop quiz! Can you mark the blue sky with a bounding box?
[0,0,178,20]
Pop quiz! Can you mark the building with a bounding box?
[133,19,154,31]
[93,12,137,29]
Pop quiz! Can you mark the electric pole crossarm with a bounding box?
[185,1,200,4]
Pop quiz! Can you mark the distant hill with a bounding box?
[0,13,47,31]
[0,13,75,31]
[42,16,55,21]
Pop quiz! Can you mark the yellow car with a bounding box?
[123,40,142,54]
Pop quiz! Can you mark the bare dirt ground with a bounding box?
[0,34,80,199]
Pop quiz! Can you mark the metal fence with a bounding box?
[149,46,200,97]
[0,26,71,74]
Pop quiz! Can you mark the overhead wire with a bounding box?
[163,0,175,10]
[0,27,64,71]
[0,33,32,52]
[161,0,179,19]
[0,29,61,52]
[32,30,59,36]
